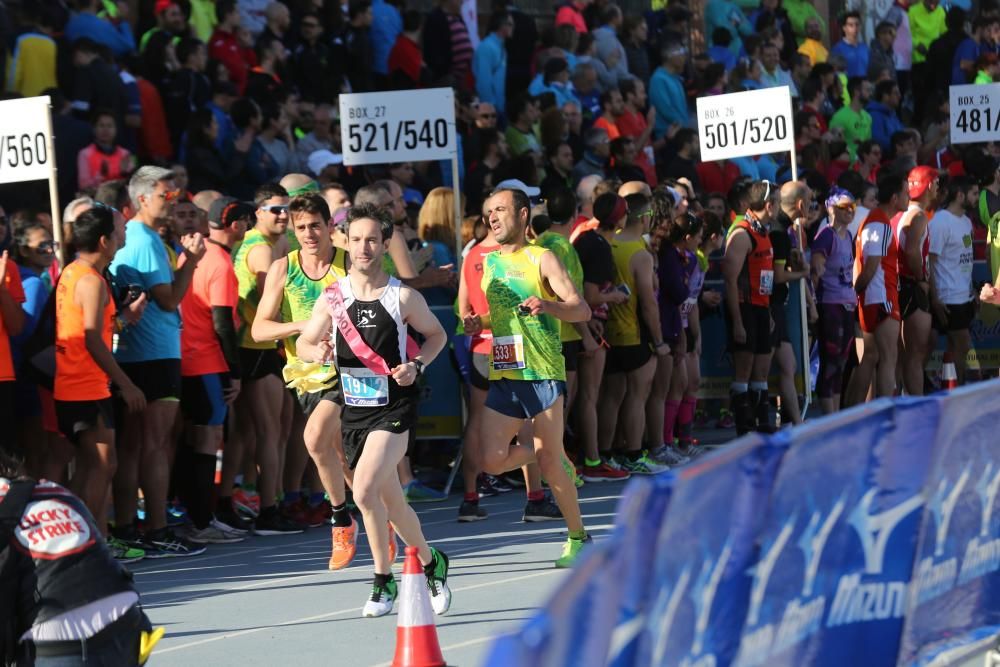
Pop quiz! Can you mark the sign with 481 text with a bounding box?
[695,86,795,162]
[339,88,456,166]
[950,83,1000,144]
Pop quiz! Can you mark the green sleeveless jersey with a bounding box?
[482,245,565,382]
[282,248,348,363]
[233,229,274,350]
[532,231,583,342]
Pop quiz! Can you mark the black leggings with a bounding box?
[817,303,855,399]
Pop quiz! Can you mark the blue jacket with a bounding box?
[370,0,402,76]
[528,75,575,109]
[830,40,870,78]
[649,66,689,137]
[473,33,507,113]
[65,12,135,57]
[865,100,903,151]
[704,0,753,56]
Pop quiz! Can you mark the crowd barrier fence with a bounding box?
[483,380,1000,667]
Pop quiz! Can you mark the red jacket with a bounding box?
[388,34,423,88]
[209,28,253,93]
[696,160,741,195]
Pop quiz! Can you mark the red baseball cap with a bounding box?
[155,0,178,16]
[907,165,938,199]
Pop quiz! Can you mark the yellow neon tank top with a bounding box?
[606,238,649,347]
[233,229,275,350]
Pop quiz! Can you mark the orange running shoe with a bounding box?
[328,518,358,570]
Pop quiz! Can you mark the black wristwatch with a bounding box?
[412,359,425,376]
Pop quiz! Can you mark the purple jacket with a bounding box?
[657,243,691,343]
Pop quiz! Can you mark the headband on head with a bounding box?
[825,187,855,209]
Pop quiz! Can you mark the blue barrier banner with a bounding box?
[480,541,616,667]
[607,476,674,667]
[635,435,786,667]
[898,382,1000,666]
[732,398,938,667]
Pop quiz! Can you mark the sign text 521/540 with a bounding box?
[346,119,450,154]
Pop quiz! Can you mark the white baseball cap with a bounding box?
[495,178,541,198]
[307,149,343,177]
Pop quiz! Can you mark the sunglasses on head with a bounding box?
[94,201,121,216]
[260,204,289,214]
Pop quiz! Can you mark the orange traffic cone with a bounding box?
[392,547,446,667]
[942,351,958,391]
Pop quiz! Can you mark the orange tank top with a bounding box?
[54,260,115,401]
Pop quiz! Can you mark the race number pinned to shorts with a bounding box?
[492,335,526,371]
[341,367,390,407]
[759,270,774,296]
[15,499,95,560]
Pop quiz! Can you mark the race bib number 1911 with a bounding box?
[492,335,526,371]
[341,367,390,407]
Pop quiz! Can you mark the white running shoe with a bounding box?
[362,578,397,618]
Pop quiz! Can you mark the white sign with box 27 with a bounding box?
[950,83,1000,144]
[695,86,795,162]
[339,88,457,166]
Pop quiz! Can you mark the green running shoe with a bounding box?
[555,534,593,568]
[108,536,145,564]
[425,547,452,615]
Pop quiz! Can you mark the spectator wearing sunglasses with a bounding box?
[108,166,209,558]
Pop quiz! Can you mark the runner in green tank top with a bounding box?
[251,193,358,568]
[530,188,593,429]
[468,187,593,569]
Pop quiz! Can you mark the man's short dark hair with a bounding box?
[348,0,372,20]
[839,10,861,26]
[746,180,777,211]
[176,37,204,66]
[619,77,640,100]
[402,9,423,32]
[508,94,535,123]
[672,127,697,150]
[545,185,576,224]
[94,179,130,211]
[712,27,732,47]
[610,136,633,159]
[846,76,866,99]
[874,79,898,102]
[289,193,331,224]
[545,140,570,161]
[346,202,394,241]
[488,9,511,32]
[876,20,896,36]
[255,182,289,206]
[624,193,650,225]
[490,188,531,217]
[877,170,905,205]
[73,207,115,252]
[599,89,619,111]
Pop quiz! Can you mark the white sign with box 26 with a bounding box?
[339,88,456,166]
[695,86,795,162]
[950,83,1000,144]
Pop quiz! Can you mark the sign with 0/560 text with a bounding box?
[0,96,52,184]
[339,88,456,166]
[949,83,1000,144]
[695,86,794,162]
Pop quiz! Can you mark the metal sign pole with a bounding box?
[452,154,462,272]
[45,100,64,268]
[789,150,811,419]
